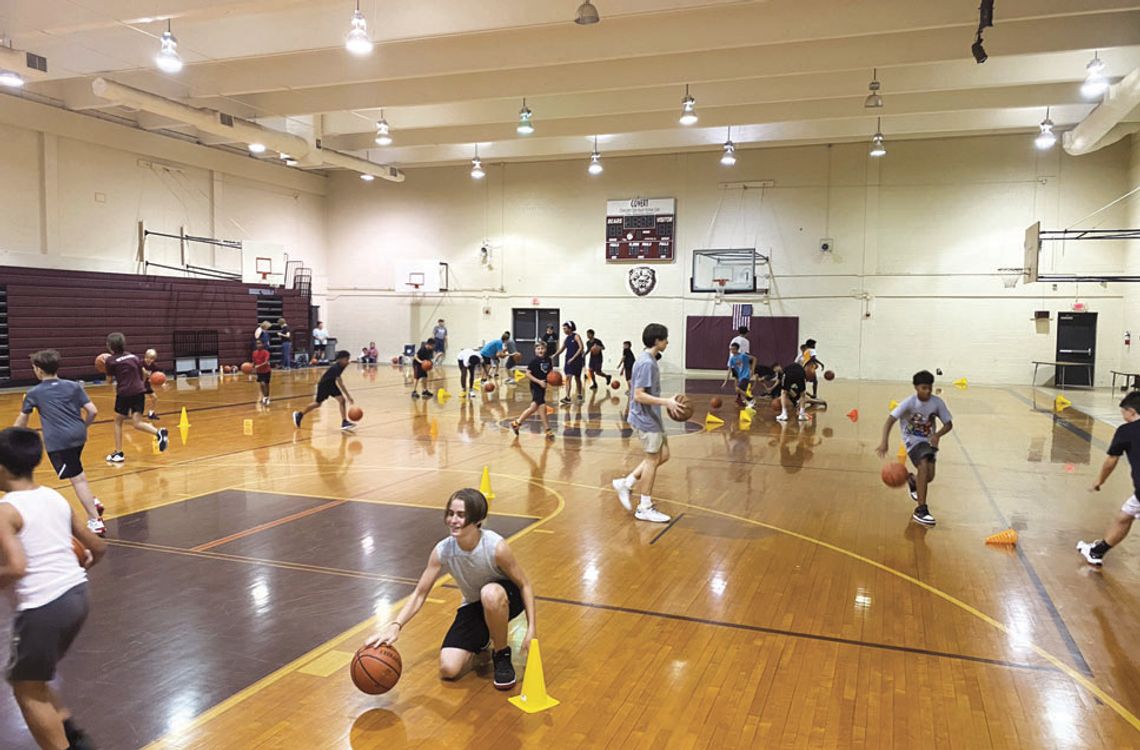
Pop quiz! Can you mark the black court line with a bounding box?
[1004,387,1109,450]
[531,593,1060,675]
[649,512,686,544]
[951,430,1094,678]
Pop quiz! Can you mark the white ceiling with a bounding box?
[4,0,1140,169]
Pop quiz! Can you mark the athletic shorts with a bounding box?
[638,430,666,454]
[434,338,446,353]
[7,583,89,682]
[564,358,583,377]
[441,579,524,653]
[530,384,546,405]
[114,393,146,417]
[1121,495,1140,519]
[315,381,342,404]
[47,446,85,480]
[256,372,271,384]
[413,362,426,379]
[908,442,938,466]
[144,382,154,395]
[737,377,751,391]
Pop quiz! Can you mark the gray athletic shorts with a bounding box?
[7,583,89,682]
[638,430,666,455]
[907,442,938,467]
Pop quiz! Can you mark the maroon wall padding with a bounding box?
[684,315,799,370]
[1,266,310,384]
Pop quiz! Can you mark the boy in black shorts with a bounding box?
[366,488,536,690]
[0,427,106,750]
[412,340,435,399]
[510,340,555,440]
[293,350,356,431]
[584,329,611,390]
[104,332,168,463]
[1078,391,1140,566]
[252,340,272,405]
[618,341,635,394]
[15,350,105,536]
[773,358,817,422]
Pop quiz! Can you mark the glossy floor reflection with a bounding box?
[0,366,1137,748]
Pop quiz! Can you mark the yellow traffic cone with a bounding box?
[705,412,725,427]
[888,400,898,412]
[1054,394,1071,412]
[985,528,1018,545]
[243,419,253,436]
[513,369,527,383]
[953,377,968,389]
[178,424,190,446]
[897,444,907,464]
[739,410,752,429]
[437,388,451,404]
[508,639,559,713]
[480,465,495,501]
[178,407,191,428]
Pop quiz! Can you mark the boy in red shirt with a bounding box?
[253,340,272,406]
[104,332,168,463]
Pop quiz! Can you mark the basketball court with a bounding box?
[2,2,1140,748]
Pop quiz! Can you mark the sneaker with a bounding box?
[576,395,584,402]
[907,474,919,501]
[492,647,516,690]
[147,410,160,420]
[157,428,169,452]
[560,397,571,405]
[511,420,520,436]
[292,410,303,428]
[341,420,356,431]
[612,478,633,511]
[412,391,421,399]
[590,383,598,391]
[1076,540,1104,566]
[797,411,809,421]
[105,451,125,463]
[94,499,104,518]
[776,412,789,422]
[545,429,555,441]
[635,504,671,523]
[912,505,936,527]
[86,518,106,537]
[469,390,477,398]
[422,390,433,397]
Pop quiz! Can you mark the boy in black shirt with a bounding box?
[510,341,554,440]
[618,341,636,394]
[584,329,611,390]
[1078,391,1140,566]
[412,340,435,399]
[293,351,356,431]
[773,359,817,422]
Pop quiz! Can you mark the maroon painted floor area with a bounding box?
[1,491,535,750]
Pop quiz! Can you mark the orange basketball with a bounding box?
[241,362,254,374]
[710,396,723,409]
[667,394,693,422]
[351,644,402,695]
[824,370,836,381]
[390,356,400,365]
[149,372,166,386]
[512,352,523,362]
[881,463,909,488]
[590,344,602,355]
[484,381,496,393]
[71,537,89,567]
[421,360,433,372]
[547,371,563,386]
[610,379,620,390]
[348,406,363,421]
[95,353,110,373]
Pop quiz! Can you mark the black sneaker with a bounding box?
[292,410,303,428]
[341,420,356,431]
[492,647,516,690]
[590,383,598,391]
[412,391,421,399]
[105,451,124,464]
[907,474,918,501]
[157,428,169,452]
[147,410,160,420]
[912,505,936,526]
[422,390,433,397]
[559,397,571,405]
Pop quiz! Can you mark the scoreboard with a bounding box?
[605,197,675,262]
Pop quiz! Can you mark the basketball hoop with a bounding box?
[713,278,728,304]
[997,267,1026,289]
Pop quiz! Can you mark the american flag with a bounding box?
[732,303,753,330]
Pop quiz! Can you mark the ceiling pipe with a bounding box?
[91,77,403,182]
[1063,67,1140,155]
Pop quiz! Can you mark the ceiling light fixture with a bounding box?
[869,118,886,158]
[155,20,183,74]
[864,68,883,108]
[248,142,266,154]
[720,127,736,166]
[0,69,24,88]
[345,0,373,56]
[374,111,392,145]
[587,136,603,175]
[1080,51,1108,99]
[360,173,375,182]
[470,146,485,179]
[1035,108,1057,150]
[575,2,600,25]
[678,84,698,126]
[517,99,535,135]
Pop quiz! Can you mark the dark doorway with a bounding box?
[512,308,560,362]
[1056,312,1096,388]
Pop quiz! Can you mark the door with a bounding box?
[1056,312,1096,388]
[512,308,560,362]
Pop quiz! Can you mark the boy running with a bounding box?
[366,488,536,690]
[293,350,356,431]
[412,340,435,399]
[15,350,105,536]
[252,340,272,406]
[875,370,953,527]
[610,323,682,524]
[618,341,635,393]
[1078,391,1140,566]
[104,333,168,463]
[584,329,611,391]
[0,426,106,750]
[510,341,555,440]
[142,348,161,420]
[724,343,755,408]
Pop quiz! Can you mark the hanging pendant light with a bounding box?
[720,127,737,166]
[678,84,698,126]
[1035,108,1057,150]
[470,146,485,179]
[864,68,883,108]
[587,136,603,175]
[345,0,374,56]
[155,20,183,73]
[1080,51,1108,99]
[374,111,393,146]
[869,118,886,158]
[517,99,535,135]
[575,2,600,25]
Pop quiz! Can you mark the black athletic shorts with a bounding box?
[441,579,524,653]
[315,381,342,404]
[413,362,426,379]
[256,372,271,384]
[908,442,938,466]
[530,384,546,405]
[47,446,85,480]
[114,393,146,417]
[8,583,89,682]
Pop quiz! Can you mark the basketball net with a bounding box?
[997,267,1025,289]
[714,279,728,305]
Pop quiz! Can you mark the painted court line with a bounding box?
[190,499,346,552]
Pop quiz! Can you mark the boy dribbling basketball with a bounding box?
[510,340,555,440]
[725,343,754,408]
[1077,392,1140,566]
[411,340,435,399]
[366,488,536,690]
[103,333,168,463]
[142,348,161,420]
[292,350,356,431]
[252,340,272,406]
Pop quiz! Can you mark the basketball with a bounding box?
[351,644,402,695]
[610,379,620,390]
[710,396,722,409]
[71,537,89,567]
[241,362,254,374]
[484,381,495,393]
[95,353,110,373]
[806,370,817,383]
[512,352,523,362]
[348,406,363,421]
[150,372,166,386]
[770,398,783,414]
[421,360,433,372]
[390,355,400,365]
[547,371,563,386]
[310,357,318,365]
[667,394,693,422]
[824,370,835,381]
[590,344,602,355]
[881,463,909,488]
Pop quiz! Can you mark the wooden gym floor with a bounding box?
[1,364,1138,749]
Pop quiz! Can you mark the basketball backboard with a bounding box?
[691,248,768,294]
[242,241,286,286]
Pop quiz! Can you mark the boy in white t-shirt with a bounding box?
[0,426,106,750]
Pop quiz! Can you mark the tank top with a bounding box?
[434,529,506,605]
[1,487,86,611]
[564,334,581,362]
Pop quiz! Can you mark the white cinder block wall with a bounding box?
[325,134,1136,385]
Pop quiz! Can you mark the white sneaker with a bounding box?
[612,478,632,511]
[798,411,809,421]
[1076,540,1103,566]
[776,412,789,422]
[635,504,671,523]
[86,518,106,536]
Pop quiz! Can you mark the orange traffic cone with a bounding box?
[985,528,1018,545]
[508,639,559,713]
[846,408,859,422]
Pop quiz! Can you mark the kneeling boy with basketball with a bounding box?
[367,488,536,690]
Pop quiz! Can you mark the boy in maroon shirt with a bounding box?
[253,341,272,406]
[104,332,168,463]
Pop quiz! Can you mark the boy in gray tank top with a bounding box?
[367,488,536,690]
